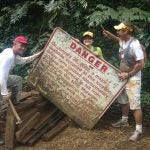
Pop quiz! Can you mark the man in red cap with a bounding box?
[0,35,43,104]
[103,21,145,141]
[0,35,43,145]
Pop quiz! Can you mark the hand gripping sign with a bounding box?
[28,28,127,129]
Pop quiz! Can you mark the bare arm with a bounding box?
[15,50,43,65]
[128,59,145,77]
[103,30,120,43]
[118,59,144,80]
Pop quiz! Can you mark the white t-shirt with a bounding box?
[119,38,144,80]
[0,48,41,96]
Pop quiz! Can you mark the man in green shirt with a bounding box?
[82,31,103,59]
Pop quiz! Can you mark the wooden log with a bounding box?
[0,103,9,111]
[0,109,7,116]
[0,127,5,134]
[0,109,7,122]
[17,96,45,115]
[5,106,16,150]
[16,112,40,142]
[42,117,70,141]
[21,109,60,144]
[21,130,36,144]
[15,101,36,113]
[35,100,50,111]
[19,90,40,102]
[24,97,45,107]
[33,108,58,130]
[0,121,5,126]
[0,120,5,134]
[18,108,38,129]
[27,113,65,146]
[27,124,51,146]
[35,100,50,109]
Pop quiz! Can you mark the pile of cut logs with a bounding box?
[0,90,70,149]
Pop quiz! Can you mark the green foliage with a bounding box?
[86,4,118,27]
[118,7,150,21]
[141,92,150,105]
[86,5,150,27]
[142,59,150,92]
[10,2,29,24]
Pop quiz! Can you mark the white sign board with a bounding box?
[28,28,127,129]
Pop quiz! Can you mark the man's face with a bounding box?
[83,36,93,47]
[13,42,27,55]
[117,29,129,40]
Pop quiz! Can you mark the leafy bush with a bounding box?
[141,92,150,105]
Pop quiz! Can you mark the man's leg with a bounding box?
[133,109,143,134]
[7,75,22,104]
[129,110,143,141]
[126,79,142,141]
[134,109,143,125]
[112,90,130,127]
[122,103,130,116]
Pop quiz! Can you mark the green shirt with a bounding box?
[91,46,103,59]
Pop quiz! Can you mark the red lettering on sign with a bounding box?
[69,41,108,74]
[81,50,89,59]
[88,56,95,63]
[94,60,102,68]
[101,65,108,73]
[76,47,82,55]
[70,42,76,49]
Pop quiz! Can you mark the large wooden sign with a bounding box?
[28,28,127,129]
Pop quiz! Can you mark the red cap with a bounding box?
[14,36,29,45]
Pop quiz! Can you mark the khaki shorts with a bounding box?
[117,79,141,110]
[0,75,22,103]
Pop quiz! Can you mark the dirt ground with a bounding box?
[0,104,149,150]
[1,119,146,150]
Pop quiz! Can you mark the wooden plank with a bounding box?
[15,101,36,113]
[19,90,40,102]
[21,130,36,144]
[42,117,70,141]
[21,109,61,144]
[27,113,65,146]
[0,124,5,135]
[18,108,38,129]
[34,108,58,129]
[0,121,5,133]
[16,112,40,142]
[0,109,7,118]
[0,121,5,126]
[21,108,38,120]
[35,100,49,109]
[5,106,16,150]
[17,96,45,115]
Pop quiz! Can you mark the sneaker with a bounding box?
[112,119,129,128]
[0,137,4,146]
[129,130,142,141]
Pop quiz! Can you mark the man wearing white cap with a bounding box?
[0,36,43,145]
[103,21,144,141]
